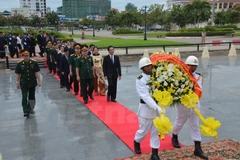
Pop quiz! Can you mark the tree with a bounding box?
[79,18,93,26]
[105,9,119,28]
[184,0,211,27]
[9,14,29,27]
[125,3,137,11]
[148,4,166,27]
[45,11,60,26]
[0,15,7,26]
[214,11,228,25]
[227,10,240,24]
[170,5,187,28]
[29,15,41,27]
[120,10,140,28]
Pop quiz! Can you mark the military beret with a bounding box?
[81,44,88,51]
[21,50,29,55]
[74,43,81,49]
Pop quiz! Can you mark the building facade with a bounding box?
[62,0,111,19]
[11,7,31,17]
[166,0,191,10]
[19,0,46,16]
[207,0,240,12]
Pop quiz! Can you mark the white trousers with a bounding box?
[134,116,160,149]
[173,104,201,141]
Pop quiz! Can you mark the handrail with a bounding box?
[98,41,237,54]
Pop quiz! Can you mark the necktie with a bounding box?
[111,55,114,64]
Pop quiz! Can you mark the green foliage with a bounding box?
[112,28,143,35]
[183,0,211,26]
[58,37,74,42]
[179,26,234,32]
[170,5,186,28]
[166,31,232,37]
[8,14,29,26]
[125,3,137,11]
[45,11,60,26]
[0,15,7,26]
[79,18,93,26]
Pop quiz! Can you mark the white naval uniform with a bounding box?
[134,73,160,149]
[173,72,203,141]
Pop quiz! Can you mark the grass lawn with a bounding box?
[117,32,168,38]
[235,31,240,36]
[85,39,187,48]
[64,33,187,47]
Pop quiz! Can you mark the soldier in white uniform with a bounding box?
[134,57,163,160]
[171,56,208,160]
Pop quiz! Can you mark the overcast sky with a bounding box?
[0,0,166,12]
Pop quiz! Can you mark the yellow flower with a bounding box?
[183,86,189,93]
[180,92,199,108]
[200,117,221,139]
[153,114,173,140]
[153,90,173,107]
[167,87,175,93]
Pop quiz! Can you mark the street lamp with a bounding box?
[141,6,150,41]
[92,15,96,37]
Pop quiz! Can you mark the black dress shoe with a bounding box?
[134,140,141,154]
[172,134,181,148]
[107,96,110,102]
[75,92,78,95]
[66,89,70,92]
[84,100,88,104]
[89,95,94,100]
[24,112,30,118]
[111,99,117,102]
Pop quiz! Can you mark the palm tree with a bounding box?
[184,0,211,28]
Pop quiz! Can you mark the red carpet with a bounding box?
[44,59,175,154]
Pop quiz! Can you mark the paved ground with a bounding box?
[0,56,240,160]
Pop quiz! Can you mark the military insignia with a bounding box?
[194,59,198,64]
[137,75,143,80]
[17,60,23,63]
[21,65,25,68]
[196,72,202,76]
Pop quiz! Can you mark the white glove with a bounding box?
[156,107,163,115]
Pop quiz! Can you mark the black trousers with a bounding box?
[21,87,36,113]
[0,50,5,59]
[39,45,44,57]
[31,46,36,56]
[72,74,79,94]
[60,71,65,87]
[64,72,70,90]
[52,62,56,75]
[80,78,94,101]
[107,77,118,100]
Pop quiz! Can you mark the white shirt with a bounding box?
[17,37,21,44]
[136,73,159,119]
[109,54,114,63]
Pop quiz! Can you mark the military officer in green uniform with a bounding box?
[45,40,52,73]
[76,44,94,104]
[15,50,41,118]
[69,43,81,95]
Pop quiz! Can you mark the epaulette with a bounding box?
[137,75,143,80]
[71,54,75,56]
[30,58,36,62]
[196,72,202,76]
[17,59,24,63]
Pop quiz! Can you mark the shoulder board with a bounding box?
[17,59,24,63]
[71,54,75,56]
[137,75,143,80]
[196,72,202,76]
[30,58,36,62]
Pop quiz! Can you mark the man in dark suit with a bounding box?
[0,31,7,59]
[103,46,122,102]
[37,31,45,57]
[60,47,70,92]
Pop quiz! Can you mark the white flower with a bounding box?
[173,97,179,100]
[185,81,188,85]
[176,88,181,93]
[180,89,184,93]
[164,81,168,86]
[181,84,185,89]
[190,83,193,88]
[175,81,179,86]
[168,72,173,77]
